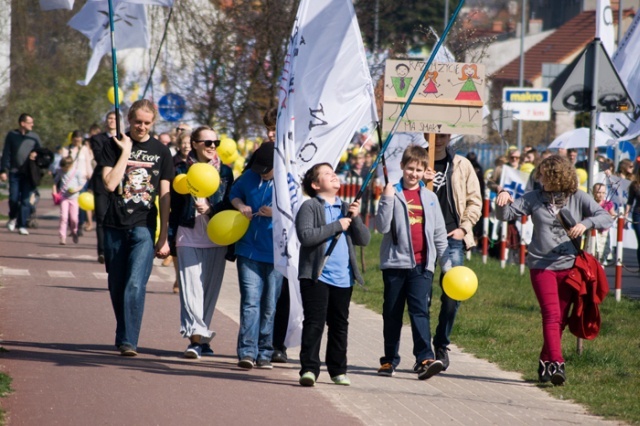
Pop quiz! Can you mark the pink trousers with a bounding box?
[529,268,574,363]
[59,197,79,239]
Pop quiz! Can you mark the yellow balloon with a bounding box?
[172,174,189,194]
[107,86,124,105]
[576,168,588,185]
[520,163,535,174]
[237,139,246,151]
[234,156,246,170]
[579,185,588,192]
[442,266,478,301]
[218,138,238,164]
[340,150,349,163]
[187,163,220,198]
[223,150,240,165]
[506,145,517,155]
[245,140,255,153]
[207,210,250,246]
[78,192,95,211]
[351,147,361,156]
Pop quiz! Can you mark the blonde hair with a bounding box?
[127,99,157,123]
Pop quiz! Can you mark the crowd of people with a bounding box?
[0,103,624,388]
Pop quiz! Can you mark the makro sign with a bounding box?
[502,88,551,121]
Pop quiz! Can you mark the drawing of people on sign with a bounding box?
[389,63,413,98]
[449,64,482,125]
[451,64,482,100]
[420,70,442,98]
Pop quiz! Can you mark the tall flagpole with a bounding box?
[107,0,122,137]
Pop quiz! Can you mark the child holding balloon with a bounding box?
[53,155,83,245]
[375,145,452,380]
[296,163,370,387]
[169,126,234,359]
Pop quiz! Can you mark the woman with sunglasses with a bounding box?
[169,126,234,359]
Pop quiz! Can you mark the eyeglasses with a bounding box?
[510,156,520,160]
[176,127,186,132]
[193,139,220,148]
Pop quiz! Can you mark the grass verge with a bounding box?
[0,350,11,426]
[354,233,640,425]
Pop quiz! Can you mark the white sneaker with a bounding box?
[18,227,29,235]
[7,219,16,232]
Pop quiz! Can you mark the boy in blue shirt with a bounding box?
[296,163,370,387]
[375,145,452,380]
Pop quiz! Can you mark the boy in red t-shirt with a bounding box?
[375,145,452,380]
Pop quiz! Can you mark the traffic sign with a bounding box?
[502,88,551,121]
[158,93,186,122]
[606,140,636,162]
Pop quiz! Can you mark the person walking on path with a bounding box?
[424,133,482,371]
[495,155,612,385]
[100,99,174,356]
[295,163,371,387]
[89,112,118,264]
[375,146,452,380]
[53,156,83,245]
[230,141,283,370]
[0,113,42,235]
[169,126,234,359]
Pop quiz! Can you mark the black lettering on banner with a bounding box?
[309,103,328,130]
[298,142,317,163]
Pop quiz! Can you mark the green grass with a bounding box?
[0,348,11,426]
[354,233,640,425]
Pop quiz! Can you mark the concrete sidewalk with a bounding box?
[0,193,624,425]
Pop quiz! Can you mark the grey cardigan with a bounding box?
[375,181,452,273]
[495,189,613,270]
[296,196,371,285]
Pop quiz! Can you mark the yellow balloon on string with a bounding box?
[443,266,478,301]
[207,210,250,246]
[107,86,124,105]
[172,174,189,195]
[187,163,220,198]
[78,192,95,211]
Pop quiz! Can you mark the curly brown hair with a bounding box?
[534,154,578,194]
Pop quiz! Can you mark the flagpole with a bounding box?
[142,7,174,99]
[323,0,465,261]
[107,0,122,137]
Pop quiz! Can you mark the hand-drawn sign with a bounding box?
[382,60,485,135]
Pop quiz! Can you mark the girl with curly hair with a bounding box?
[494,155,612,386]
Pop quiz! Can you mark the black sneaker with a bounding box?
[538,360,551,383]
[271,350,288,363]
[184,343,202,359]
[377,363,395,377]
[237,357,254,369]
[550,362,566,386]
[435,346,450,371]
[256,359,273,369]
[201,343,215,357]
[417,359,444,380]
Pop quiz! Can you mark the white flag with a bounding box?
[273,0,378,347]
[40,0,74,10]
[499,165,530,200]
[599,12,640,140]
[596,0,615,57]
[69,1,149,85]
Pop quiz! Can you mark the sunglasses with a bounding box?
[176,127,187,132]
[193,139,220,148]
[510,156,520,159]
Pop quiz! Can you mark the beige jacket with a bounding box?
[450,154,482,249]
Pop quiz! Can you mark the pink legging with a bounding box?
[59,197,79,239]
[529,268,574,363]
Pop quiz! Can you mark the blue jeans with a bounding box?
[236,256,283,361]
[632,213,640,267]
[104,226,155,349]
[432,237,465,349]
[8,171,35,228]
[380,265,434,368]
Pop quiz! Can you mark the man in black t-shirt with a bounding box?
[101,100,174,357]
[425,133,482,372]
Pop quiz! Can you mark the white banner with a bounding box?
[69,1,149,85]
[596,0,615,57]
[599,12,640,140]
[273,0,377,347]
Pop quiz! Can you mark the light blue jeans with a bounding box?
[432,237,465,349]
[236,256,283,362]
[104,226,155,350]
